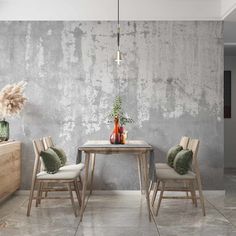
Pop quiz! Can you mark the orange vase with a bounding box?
[110,117,121,144]
[119,125,126,144]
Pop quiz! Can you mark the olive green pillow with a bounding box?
[173,149,193,175]
[167,145,183,167]
[40,149,61,174]
[50,147,67,166]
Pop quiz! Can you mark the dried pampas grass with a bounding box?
[0,81,27,118]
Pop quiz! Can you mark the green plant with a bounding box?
[107,96,134,126]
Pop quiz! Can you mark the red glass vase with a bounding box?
[110,117,121,144]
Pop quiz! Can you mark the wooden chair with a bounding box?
[42,136,84,198]
[150,136,190,199]
[27,139,82,217]
[152,139,206,217]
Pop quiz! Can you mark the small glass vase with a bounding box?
[120,125,127,144]
[110,117,121,144]
[0,119,9,142]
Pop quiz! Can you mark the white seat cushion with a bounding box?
[37,168,81,180]
[155,163,170,169]
[60,163,85,171]
[156,168,196,180]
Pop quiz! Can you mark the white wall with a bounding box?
[224,22,236,43]
[0,0,221,20]
[225,56,236,168]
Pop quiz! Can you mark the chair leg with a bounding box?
[154,181,165,216]
[68,183,78,217]
[184,181,191,200]
[191,181,198,207]
[74,180,82,206]
[196,178,206,216]
[44,183,48,198]
[78,175,83,189]
[38,182,45,205]
[149,180,153,193]
[151,180,160,206]
[36,182,42,207]
[27,178,37,216]
[187,181,194,205]
[189,181,197,206]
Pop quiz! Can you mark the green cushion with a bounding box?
[167,145,183,167]
[51,146,67,166]
[40,149,61,174]
[173,149,193,175]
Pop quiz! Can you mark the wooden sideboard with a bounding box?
[0,141,21,201]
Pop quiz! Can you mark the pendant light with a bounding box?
[115,0,122,65]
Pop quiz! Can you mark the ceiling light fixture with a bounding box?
[115,0,122,65]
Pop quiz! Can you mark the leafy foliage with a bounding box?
[108,96,134,126]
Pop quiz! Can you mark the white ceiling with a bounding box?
[0,0,228,21]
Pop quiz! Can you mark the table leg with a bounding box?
[137,155,144,195]
[90,153,96,195]
[140,153,152,221]
[80,152,90,222]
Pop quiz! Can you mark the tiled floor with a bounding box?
[1,189,236,236]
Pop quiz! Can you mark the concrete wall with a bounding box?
[224,56,236,168]
[0,21,223,190]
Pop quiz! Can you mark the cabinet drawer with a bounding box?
[0,142,21,200]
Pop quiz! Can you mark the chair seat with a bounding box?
[37,168,81,180]
[156,168,196,180]
[60,163,85,171]
[155,163,170,169]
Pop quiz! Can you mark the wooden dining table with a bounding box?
[78,140,153,222]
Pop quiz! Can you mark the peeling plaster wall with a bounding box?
[0,21,223,189]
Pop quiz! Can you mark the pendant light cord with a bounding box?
[118,0,119,25]
[117,0,120,94]
[117,0,120,49]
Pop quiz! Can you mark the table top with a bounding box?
[0,140,20,146]
[79,140,152,152]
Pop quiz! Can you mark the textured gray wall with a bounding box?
[0,21,223,190]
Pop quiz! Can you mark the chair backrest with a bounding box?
[179,136,190,149]
[31,139,45,180]
[187,139,200,173]
[43,136,54,150]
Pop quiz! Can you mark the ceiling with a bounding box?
[0,0,226,21]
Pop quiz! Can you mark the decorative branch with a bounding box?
[107,96,134,126]
[0,81,27,118]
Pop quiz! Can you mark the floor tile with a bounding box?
[1,190,236,236]
[158,225,236,236]
[76,226,159,236]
